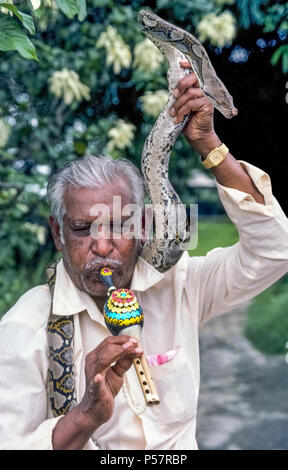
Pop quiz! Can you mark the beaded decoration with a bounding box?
[100,267,144,336]
[100,267,160,409]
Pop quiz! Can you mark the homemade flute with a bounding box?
[100,267,160,406]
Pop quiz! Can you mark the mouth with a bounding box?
[97,268,115,281]
[223,107,238,119]
[84,264,121,282]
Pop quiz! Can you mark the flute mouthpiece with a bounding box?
[99,267,116,294]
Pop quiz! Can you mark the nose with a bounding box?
[90,232,114,258]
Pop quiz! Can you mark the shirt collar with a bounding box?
[130,255,164,291]
[52,259,87,316]
[52,256,164,323]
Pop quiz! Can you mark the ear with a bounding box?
[49,215,63,252]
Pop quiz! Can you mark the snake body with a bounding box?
[138,9,237,272]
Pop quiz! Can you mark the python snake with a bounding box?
[138,9,237,272]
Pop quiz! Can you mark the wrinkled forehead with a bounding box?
[63,181,136,221]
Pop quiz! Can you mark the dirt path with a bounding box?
[196,305,288,450]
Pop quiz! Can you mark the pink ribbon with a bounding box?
[146,347,180,367]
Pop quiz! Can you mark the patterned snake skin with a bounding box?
[138,9,237,272]
[46,263,77,417]
[46,11,237,417]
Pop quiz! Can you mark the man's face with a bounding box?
[50,180,143,300]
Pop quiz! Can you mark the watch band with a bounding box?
[202,143,229,169]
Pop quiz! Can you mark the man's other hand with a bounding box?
[52,335,143,449]
[79,335,143,427]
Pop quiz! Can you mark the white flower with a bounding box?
[16,203,29,213]
[196,11,236,48]
[96,25,119,47]
[48,68,91,105]
[1,0,13,15]
[0,119,11,148]
[140,90,169,118]
[23,222,47,245]
[30,0,41,9]
[96,26,132,75]
[107,119,136,151]
[133,39,164,73]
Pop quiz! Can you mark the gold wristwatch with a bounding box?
[202,143,229,169]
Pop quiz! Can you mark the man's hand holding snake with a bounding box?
[170,61,264,204]
[170,60,222,157]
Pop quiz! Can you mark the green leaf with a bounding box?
[270,45,288,74]
[0,4,36,34]
[282,52,288,74]
[17,11,36,35]
[76,0,86,22]
[271,45,288,65]
[0,29,15,51]
[0,16,38,61]
[31,4,46,20]
[55,0,79,19]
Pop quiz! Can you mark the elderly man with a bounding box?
[0,63,288,451]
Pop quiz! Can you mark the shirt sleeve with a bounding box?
[0,296,100,450]
[0,316,59,449]
[194,161,288,328]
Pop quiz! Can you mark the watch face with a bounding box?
[211,151,223,164]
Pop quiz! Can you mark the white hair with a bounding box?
[47,154,145,230]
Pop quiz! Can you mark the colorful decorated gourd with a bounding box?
[100,267,160,406]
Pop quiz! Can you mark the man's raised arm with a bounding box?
[171,60,265,205]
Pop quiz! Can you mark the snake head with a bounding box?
[138,9,159,33]
[138,9,238,120]
[203,81,238,119]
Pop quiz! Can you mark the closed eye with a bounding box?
[72,225,91,236]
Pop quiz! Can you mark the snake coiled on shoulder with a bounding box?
[138,9,237,272]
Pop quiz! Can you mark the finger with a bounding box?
[111,357,133,379]
[111,360,132,379]
[104,335,138,346]
[88,373,107,401]
[101,339,139,365]
[90,373,118,412]
[100,335,139,354]
[173,72,199,98]
[170,87,205,116]
[111,348,144,378]
[85,336,139,379]
[106,349,144,397]
[180,60,192,69]
[174,97,210,123]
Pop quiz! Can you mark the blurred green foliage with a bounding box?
[0,0,287,318]
[189,216,239,256]
[245,275,288,355]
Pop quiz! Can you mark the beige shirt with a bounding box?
[0,161,288,450]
